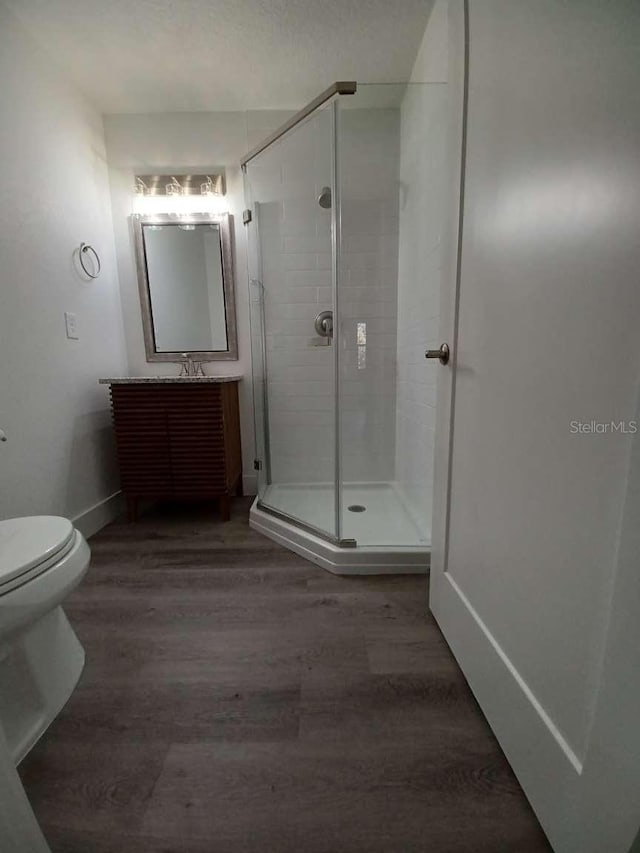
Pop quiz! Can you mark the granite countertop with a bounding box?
[99,376,243,385]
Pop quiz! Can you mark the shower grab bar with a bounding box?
[240,82,357,169]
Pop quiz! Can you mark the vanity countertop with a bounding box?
[99,376,243,385]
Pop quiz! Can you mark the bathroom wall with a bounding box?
[394,1,449,540]
[107,106,401,492]
[0,1,128,531]
[103,113,257,491]
[409,0,448,84]
[103,21,445,505]
[0,0,447,531]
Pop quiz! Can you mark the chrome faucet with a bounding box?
[179,353,204,377]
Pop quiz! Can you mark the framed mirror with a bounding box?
[132,213,238,361]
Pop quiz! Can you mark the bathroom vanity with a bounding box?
[100,377,242,521]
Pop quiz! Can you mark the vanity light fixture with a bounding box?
[132,173,227,217]
[201,176,217,196]
[166,177,182,196]
[133,174,224,197]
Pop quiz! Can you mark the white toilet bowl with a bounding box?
[0,516,90,852]
[0,516,90,763]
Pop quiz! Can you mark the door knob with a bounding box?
[424,343,450,365]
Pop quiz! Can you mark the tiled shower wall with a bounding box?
[394,84,448,539]
[247,106,400,486]
[247,108,335,484]
[338,108,400,483]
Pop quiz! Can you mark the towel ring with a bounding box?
[79,242,101,279]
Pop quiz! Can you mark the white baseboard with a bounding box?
[71,491,124,540]
[430,570,582,850]
[242,473,258,496]
[73,478,255,539]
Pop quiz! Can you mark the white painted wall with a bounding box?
[0,0,454,536]
[0,1,128,531]
[410,0,448,84]
[102,19,448,505]
[394,1,449,540]
[103,112,257,491]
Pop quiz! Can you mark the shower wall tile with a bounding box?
[268,393,330,413]
[247,106,335,485]
[285,270,332,289]
[269,409,334,427]
[250,106,402,486]
[268,348,332,368]
[270,381,334,397]
[338,108,401,484]
[267,287,320,305]
[283,234,332,254]
[282,253,317,270]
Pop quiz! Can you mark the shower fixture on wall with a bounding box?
[317,186,332,208]
[314,309,333,340]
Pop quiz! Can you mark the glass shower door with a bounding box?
[244,102,338,541]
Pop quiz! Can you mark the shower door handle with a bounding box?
[425,343,450,365]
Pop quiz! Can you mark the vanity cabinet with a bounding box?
[104,379,242,521]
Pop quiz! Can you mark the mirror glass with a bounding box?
[133,214,237,361]
[144,223,227,352]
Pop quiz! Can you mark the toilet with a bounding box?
[0,516,90,764]
[0,515,91,853]
[0,516,90,851]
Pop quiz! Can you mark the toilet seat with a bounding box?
[0,517,76,596]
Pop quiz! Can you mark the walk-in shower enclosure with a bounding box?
[243,81,447,573]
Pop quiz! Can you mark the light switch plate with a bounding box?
[65,311,79,340]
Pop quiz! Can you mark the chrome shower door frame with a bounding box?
[243,82,357,549]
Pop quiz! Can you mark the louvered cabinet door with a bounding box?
[108,381,242,522]
[110,385,172,497]
[166,386,226,497]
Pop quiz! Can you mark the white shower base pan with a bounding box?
[250,483,430,576]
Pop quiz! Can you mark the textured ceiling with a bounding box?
[6,0,434,113]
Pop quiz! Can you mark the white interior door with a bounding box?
[430,3,640,851]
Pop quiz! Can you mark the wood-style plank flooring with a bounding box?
[19,498,551,852]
